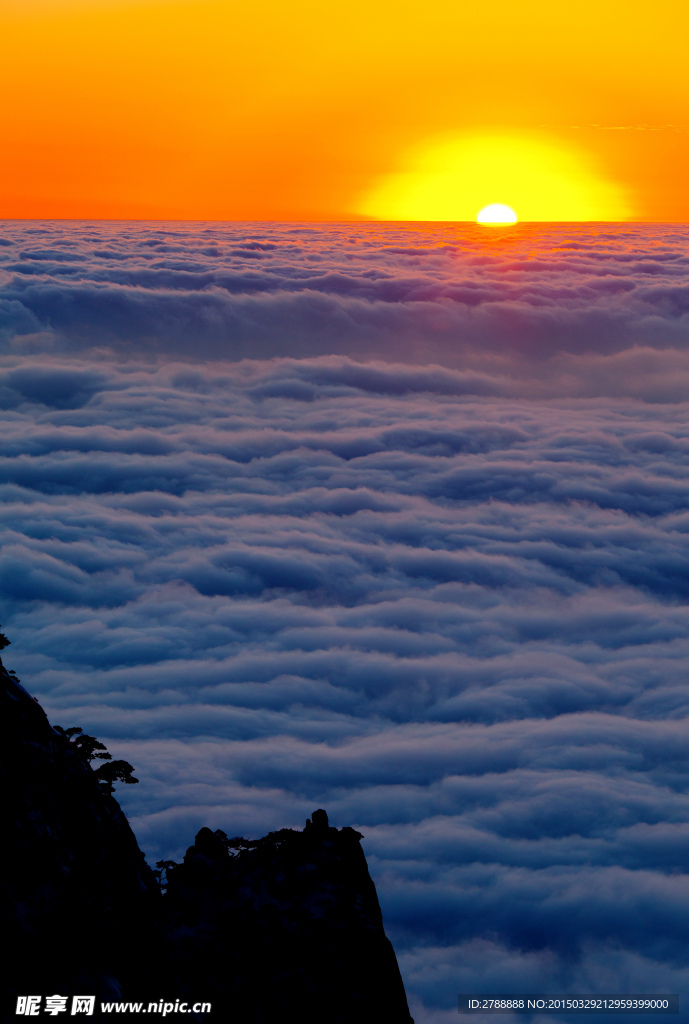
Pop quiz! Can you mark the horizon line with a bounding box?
[1,217,688,225]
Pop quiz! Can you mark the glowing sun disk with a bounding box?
[477,203,517,224]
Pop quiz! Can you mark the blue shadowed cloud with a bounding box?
[3,221,689,1022]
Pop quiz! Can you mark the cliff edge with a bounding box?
[1,658,162,1011]
[165,813,414,1022]
[2,657,413,1022]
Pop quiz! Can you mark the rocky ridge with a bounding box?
[2,657,413,1022]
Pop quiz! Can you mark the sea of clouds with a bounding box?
[2,220,689,1022]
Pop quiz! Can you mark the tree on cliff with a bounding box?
[1,627,139,796]
[93,759,139,794]
[54,725,139,794]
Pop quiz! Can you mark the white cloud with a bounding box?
[3,220,689,1022]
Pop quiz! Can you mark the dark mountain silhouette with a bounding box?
[2,654,413,1022]
[1,655,163,1014]
[165,813,413,1023]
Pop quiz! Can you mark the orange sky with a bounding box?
[2,0,688,221]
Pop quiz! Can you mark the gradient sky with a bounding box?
[2,0,689,220]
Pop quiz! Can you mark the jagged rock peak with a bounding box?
[305,807,329,830]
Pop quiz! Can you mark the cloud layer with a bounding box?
[3,220,689,400]
[2,221,689,1022]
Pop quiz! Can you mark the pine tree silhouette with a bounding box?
[54,725,139,793]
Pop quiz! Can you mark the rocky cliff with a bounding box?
[1,658,163,1014]
[2,657,413,1022]
[165,813,414,1022]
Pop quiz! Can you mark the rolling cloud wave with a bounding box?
[2,221,689,1021]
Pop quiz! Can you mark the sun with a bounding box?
[357,132,632,221]
[477,203,517,224]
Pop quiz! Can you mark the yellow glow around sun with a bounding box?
[359,133,632,221]
[477,203,517,224]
